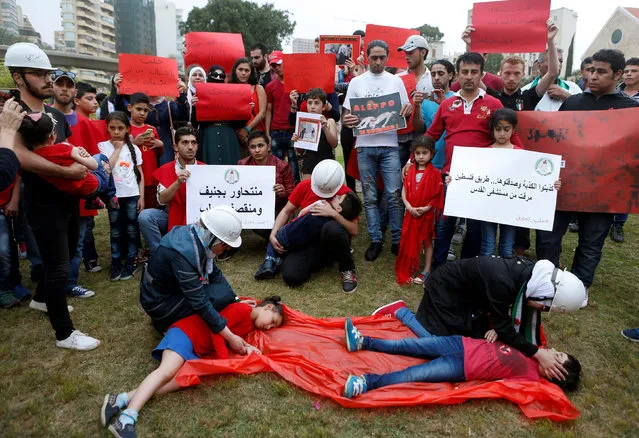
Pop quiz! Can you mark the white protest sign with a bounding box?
[294,112,322,151]
[186,165,275,229]
[444,147,561,231]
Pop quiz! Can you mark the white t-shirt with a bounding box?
[521,79,582,112]
[98,140,143,198]
[343,71,410,148]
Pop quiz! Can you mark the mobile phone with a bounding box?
[0,89,20,107]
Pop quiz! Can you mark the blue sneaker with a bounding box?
[345,317,363,352]
[343,375,367,398]
[12,284,32,301]
[621,328,639,342]
[66,285,95,298]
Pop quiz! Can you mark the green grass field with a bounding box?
[1,153,637,437]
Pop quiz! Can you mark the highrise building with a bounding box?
[17,6,41,45]
[292,38,315,53]
[154,0,183,68]
[1,0,20,35]
[107,0,156,55]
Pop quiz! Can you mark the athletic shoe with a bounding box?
[55,330,100,351]
[134,249,149,264]
[85,260,103,273]
[413,272,428,285]
[119,265,137,281]
[13,284,32,301]
[66,285,95,298]
[110,266,122,282]
[568,222,579,233]
[391,242,400,256]
[345,317,364,352]
[108,418,136,438]
[364,242,383,262]
[29,300,73,313]
[0,290,20,308]
[254,259,279,280]
[447,245,456,261]
[620,328,639,342]
[106,197,120,210]
[580,288,589,309]
[610,224,624,243]
[101,394,121,427]
[371,300,407,317]
[343,375,367,399]
[85,197,105,210]
[341,270,358,294]
[18,241,27,259]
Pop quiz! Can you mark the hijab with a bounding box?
[187,66,206,107]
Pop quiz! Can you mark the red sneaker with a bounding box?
[371,300,407,317]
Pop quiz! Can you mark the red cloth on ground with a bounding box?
[175,304,579,421]
[237,154,294,214]
[170,303,254,359]
[462,338,540,382]
[265,79,293,131]
[287,179,350,209]
[35,143,99,197]
[153,160,205,231]
[395,163,444,285]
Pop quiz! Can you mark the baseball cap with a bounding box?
[269,50,284,65]
[397,35,428,52]
[53,69,77,84]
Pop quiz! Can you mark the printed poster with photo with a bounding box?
[294,112,322,151]
[319,35,361,65]
[350,92,407,136]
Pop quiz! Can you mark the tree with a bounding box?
[413,24,444,44]
[484,53,504,75]
[181,0,295,53]
[0,65,14,88]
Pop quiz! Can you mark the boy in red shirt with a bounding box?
[342,316,581,398]
[128,92,163,209]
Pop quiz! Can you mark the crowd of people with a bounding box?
[0,16,638,438]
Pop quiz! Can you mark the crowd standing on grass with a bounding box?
[0,12,638,437]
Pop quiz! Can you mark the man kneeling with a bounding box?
[342,317,581,398]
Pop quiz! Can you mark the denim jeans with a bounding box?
[433,214,482,268]
[357,147,403,244]
[270,130,299,183]
[139,208,168,254]
[92,153,117,199]
[266,214,332,259]
[480,222,516,257]
[536,210,614,287]
[82,216,98,263]
[362,333,465,389]
[66,216,89,289]
[0,213,21,291]
[613,214,628,226]
[109,196,140,266]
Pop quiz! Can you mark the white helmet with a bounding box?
[311,159,344,198]
[549,269,586,313]
[200,205,242,248]
[4,42,55,70]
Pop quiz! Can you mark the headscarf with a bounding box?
[187,66,206,107]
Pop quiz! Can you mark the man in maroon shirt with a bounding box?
[265,51,300,183]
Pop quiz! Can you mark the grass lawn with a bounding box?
[1,154,637,437]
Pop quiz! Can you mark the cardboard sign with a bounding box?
[186,165,276,229]
[397,73,417,135]
[350,93,407,136]
[518,109,639,214]
[184,32,245,74]
[194,83,252,122]
[444,147,561,231]
[294,112,322,152]
[118,54,178,97]
[282,54,335,93]
[364,24,419,69]
[319,35,361,65]
[471,0,551,53]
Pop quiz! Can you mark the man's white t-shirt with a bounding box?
[521,79,582,112]
[98,140,143,198]
[343,71,410,148]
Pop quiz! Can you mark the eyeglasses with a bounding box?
[53,69,77,81]
[23,70,55,80]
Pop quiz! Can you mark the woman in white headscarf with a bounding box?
[186,65,206,123]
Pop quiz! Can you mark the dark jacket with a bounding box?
[99,75,129,120]
[416,256,538,357]
[147,94,190,165]
[559,89,639,111]
[139,225,237,333]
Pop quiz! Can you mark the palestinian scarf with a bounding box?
[530,75,569,91]
[191,221,216,279]
[395,163,444,285]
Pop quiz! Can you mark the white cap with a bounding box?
[311,159,344,198]
[4,42,55,70]
[549,269,586,313]
[397,35,428,52]
[200,205,242,248]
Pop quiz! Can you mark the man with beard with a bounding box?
[51,70,78,126]
[250,43,272,87]
[5,43,99,350]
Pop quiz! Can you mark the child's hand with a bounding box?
[408,206,422,218]
[320,115,328,127]
[240,299,257,307]
[311,200,338,218]
[273,183,285,196]
[133,132,151,146]
[291,133,300,143]
[445,175,452,185]
[415,206,431,215]
[554,178,562,191]
[111,140,124,149]
[137,197,144,213]
[74,146,91,158]
[484,329,498,343]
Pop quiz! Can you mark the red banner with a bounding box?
[471,0,551,53]
[319,35,361,65]
[194,83,252,122]
[364,24,419,69]
[184,32,245,74]
[518,109,639,213]
[282,54,335,94]
[397,73,417,135]
[118,54,179,97]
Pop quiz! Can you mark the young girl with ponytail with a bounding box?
[99,111,144,281]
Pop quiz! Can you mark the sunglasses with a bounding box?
[209,72,226,79]
[53,69,77,81]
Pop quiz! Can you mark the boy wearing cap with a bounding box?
[265,51,300,182]
[254,160,360,293]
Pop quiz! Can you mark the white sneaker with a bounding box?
[29,300,74,313]
[447,246,456,261]
[580,288,589,309]
[56,330,100,351]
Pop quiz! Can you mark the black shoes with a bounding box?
[254,259,280,280]
[391,242,400,256]
[364,242,383,261]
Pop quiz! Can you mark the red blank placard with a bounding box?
[184,32,245,74]
[364,24,420,69]
[282,54,335,94]
[119,54,178,97]
[194,83,252,122]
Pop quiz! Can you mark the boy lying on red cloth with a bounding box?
[175,301,580,421]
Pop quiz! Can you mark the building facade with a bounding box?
[292,38,315,53]
[154,0,183,69]
[107,0,156,56]
[17,7,41,45]
[583,7,639,61]
[1,0,20,35]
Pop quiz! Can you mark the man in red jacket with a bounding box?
[139,127,203,254]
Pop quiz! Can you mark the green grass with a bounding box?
[1,181,638,437]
